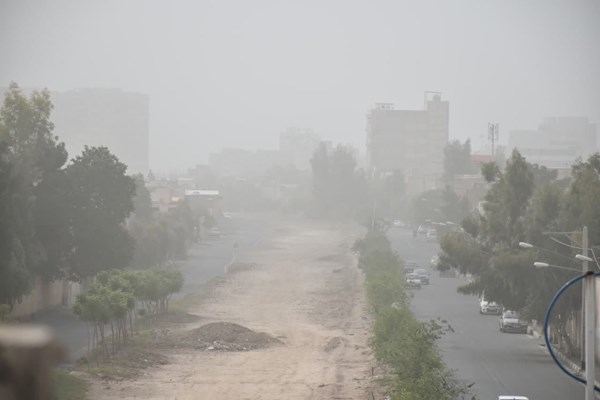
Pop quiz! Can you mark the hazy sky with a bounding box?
[1,0,599,172]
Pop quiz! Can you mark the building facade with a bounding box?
[508,117,597,169]
[366,94,449,195]
[51,88,150,174]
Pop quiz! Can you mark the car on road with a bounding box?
[406,273,422,289]
[404,260,418,274]
[499,310,528,333]
[414,268,430,285]
[438,267,457,278]
[430,255,439,268]
[499,396,529,400]
[426,229,437,242]
[393,219,405,228]
[479,298,502,315]
[417,225,427,235]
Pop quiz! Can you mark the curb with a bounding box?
[530,326,600,387]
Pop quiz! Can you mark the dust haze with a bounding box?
[1,0,599,173]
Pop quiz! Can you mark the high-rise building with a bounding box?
[51,88,149,174]
[366,93,449,195]
[508,117,597,169]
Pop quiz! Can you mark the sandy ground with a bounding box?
[88,219,380,400]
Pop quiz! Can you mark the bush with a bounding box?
[354,227,470,400]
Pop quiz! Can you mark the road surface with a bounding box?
[388,227,585,400]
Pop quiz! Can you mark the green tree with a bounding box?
[481,161,501,183]
[132,174,153,222]
[66,146,135,280]
[443,139,476,182]
[310,143,367,218]
[0,83,69,303]
[439,151,589,354]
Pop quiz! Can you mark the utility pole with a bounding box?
[582,225,596,400]
[488,123,499,157]
[581,226,587,371]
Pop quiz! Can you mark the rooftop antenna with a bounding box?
[488,123,499,156]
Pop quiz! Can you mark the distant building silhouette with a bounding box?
[508,117,597,169]
[51,88,149,174]
[279,127,322,171]
[366,93,449,195]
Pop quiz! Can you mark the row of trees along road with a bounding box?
[353,224,471,400]
[0,83,136,306]
[0,82,189,312]
[73,268,183,358]
[439,149,600,355]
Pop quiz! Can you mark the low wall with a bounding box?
[8,278,81,319]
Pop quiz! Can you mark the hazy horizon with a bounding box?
[1,0,599,173]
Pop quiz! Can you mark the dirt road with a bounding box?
[89,219,378,400]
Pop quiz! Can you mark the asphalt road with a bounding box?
[388,227,586,400]
[34,212,270,362]
[178,212,271,296]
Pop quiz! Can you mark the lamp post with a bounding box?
[521,226,596,400]
[519,226,591,372]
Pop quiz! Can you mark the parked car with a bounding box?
[406,273,422,289]
[426,229,437,242]
[417,225,427,235]
[430,255,439,268]
[414,268,430,285]
[404,260,418,274]
[499,310,528,333]
[439,268,457,278]
[393,219,405,228]
[479,299,501,315]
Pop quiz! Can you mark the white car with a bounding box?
[479,299,501,315]
[499,396,529,400]
[406,273,422,289]
[430,255,439,268]
[426,229,437,242]
[393,219,405,228]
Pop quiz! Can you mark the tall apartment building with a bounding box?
[366,93,449,195]
[51,88,150,174]
[508,117,597,170]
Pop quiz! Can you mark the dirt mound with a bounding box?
[324,336,347,352]
[181,322,282,351]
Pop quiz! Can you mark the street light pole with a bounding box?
[581,226,596,400]
[582,226,588,371]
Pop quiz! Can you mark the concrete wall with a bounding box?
[9,279,81,319]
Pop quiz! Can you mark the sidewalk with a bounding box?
[529,324,600,388]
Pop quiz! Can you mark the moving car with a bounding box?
[414,268,430,285]
[498,397,529,400]
[499,310,528,333]
[479,298,501,315]
[406,273,422,289]
[426,229,437,242]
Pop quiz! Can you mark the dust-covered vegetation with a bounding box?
[354,225,471,400]
[0,83,193,314]
[73,268,183,359]
[438,149,600,356]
